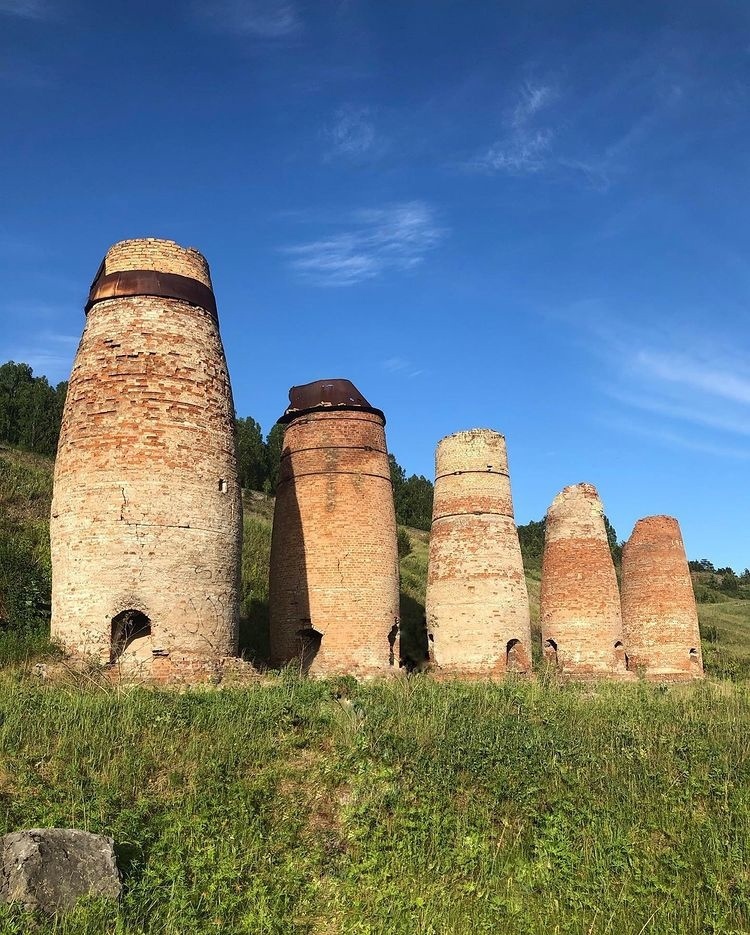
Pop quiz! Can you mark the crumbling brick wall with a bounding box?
[621,515,704,680]
[425,429,532,677]
[50,238,242,681]
[540,483,630,679]
[269,393,399,677]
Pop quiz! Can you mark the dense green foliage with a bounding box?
[0,676,749,933]
[0,362,67,458]
[517,519,546,573]
[0,450,55,639]
[236,419,285,495]
[388,454,433,531]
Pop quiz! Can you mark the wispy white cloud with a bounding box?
[192,0,301,38]
[283,201,447,286]
[511,81,558,128]
[467,59,690,190]
[608,390,750,438]
[0,0,49,18]
[633,349,750,406]
[603,415,750,461]
[382,357,424,379]
[324,105,378,160]
[568,308,750,456]
[470,81,558,176]
[474,128,554,175]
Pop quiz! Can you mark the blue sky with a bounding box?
[1,0,748,568]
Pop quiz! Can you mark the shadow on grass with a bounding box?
[239,599,270,668]
[399,591,429,672]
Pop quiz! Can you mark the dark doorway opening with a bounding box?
[506,638,527,673]
[388,621,399,667]
[544,638,558,665]
[111,610,152,664]
[297,627,323,673]
[689,648,699,662]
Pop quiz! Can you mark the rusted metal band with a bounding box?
[278,405,386,426]
[85,269,217,319]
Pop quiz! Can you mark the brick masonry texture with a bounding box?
[269,407,400,677]
[50,238,242,682]
[621,515,704,681]
[540,483,630,679]
[425,429,532,677]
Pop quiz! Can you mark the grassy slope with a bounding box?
[0,676,749,934]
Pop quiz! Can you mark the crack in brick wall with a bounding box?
[50,239,242,681]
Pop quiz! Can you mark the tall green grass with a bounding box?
[0,676,749,933]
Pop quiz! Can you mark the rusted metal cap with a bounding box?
[85,266,217,320]
[278,379,385,424]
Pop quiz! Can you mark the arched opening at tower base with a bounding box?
[544,638,558,665]
[296,627,323,674]
[506,638,528,673]
[111,610,152,665]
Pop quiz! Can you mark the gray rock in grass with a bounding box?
[0,828,121,913]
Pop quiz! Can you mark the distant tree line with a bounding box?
[388,455,433,531]
[235,418,285,495]
[689,559,750,600]
[0,362,67,458]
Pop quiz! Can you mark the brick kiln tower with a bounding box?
[269,380,399,677]
[621,516,704,680]
[50,238,241,680]
[540,483,629,679]
[425,429,532,677]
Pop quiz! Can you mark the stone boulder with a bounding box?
[0,829,121,913]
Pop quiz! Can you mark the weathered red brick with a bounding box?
[540,483,630,679]
[621,515,704,681]
[268,387,399,677]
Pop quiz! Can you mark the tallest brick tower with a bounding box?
[50,238,242,679]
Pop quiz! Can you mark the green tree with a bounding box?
[264,423,285,494]
[388,454,433,531]
[235,416,266,491]
[517,519,545,572]
[0,362,67,457]
[396,475,433,530]
[603,516,622,566]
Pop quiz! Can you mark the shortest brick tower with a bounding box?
[621,516,704,680]
[425,429,532,677]
[540,483,630,679]
[269,379,399,677]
